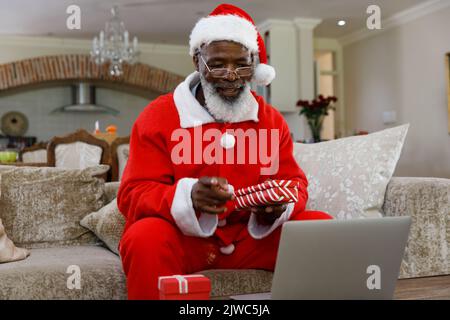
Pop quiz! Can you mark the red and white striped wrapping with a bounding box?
[233,180,299,209]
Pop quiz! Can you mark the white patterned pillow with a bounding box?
[293,124,409,219]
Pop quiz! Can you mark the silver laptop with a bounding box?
[231,216,411,300]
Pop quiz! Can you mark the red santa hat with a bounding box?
[189,3,276,86]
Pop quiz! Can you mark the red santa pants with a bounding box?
[119,210,332,300]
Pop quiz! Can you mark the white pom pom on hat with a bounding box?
[253,62,276,86]
[189,3,275,86]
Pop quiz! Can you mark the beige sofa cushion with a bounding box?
[0,244,273,299]
[294,124,409,219]
[198,269,273,298]
[104,182,120,203]
[0,165,108,248]
[80,199,125,255]
[0,245,126,299]
[383,177,450,279]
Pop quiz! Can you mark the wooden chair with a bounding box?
[19,142,48,163]
[110,136,130,181]
[47,129,111,180]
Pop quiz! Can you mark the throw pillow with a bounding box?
[0,218,30,263]
[293,124,409,219]
[105,181,120,204]
[118,146,129,181]
[0,165,109,248]
[80,198,125,255]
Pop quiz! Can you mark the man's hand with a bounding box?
[191,176,234,214]
[250,204,287,226]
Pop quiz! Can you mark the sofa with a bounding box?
[0,175,448,300]
[1,124,449,299]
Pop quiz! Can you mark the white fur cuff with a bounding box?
[247,202,295,239]
[171,178,218,237]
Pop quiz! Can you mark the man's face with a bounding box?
[195,40,254,102]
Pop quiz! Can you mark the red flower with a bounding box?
[296,95,338,119]
[296,100,307,107]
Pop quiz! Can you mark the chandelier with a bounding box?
[91,6,140,77]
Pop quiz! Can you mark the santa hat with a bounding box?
[189,3,276,86]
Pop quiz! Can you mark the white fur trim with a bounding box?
[220,133,236,149]
[171,177,218,237]
[173,72,259,128]
[189,15,259,56]
[247,202,295,239]
[253,64,276,86]
[173,72,215,128]
[219,243,235,255]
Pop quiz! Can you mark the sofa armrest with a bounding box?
[104,182,121,204]
[382,177,450,278]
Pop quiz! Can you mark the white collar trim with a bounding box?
[173,71,259,128]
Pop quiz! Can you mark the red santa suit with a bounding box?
[117,4,332,300]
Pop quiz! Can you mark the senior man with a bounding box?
[118,3,332,299]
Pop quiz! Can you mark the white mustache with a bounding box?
[213,83,244,90]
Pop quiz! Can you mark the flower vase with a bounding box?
[307,117,323,143]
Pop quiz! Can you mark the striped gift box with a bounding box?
[233,180,299,209]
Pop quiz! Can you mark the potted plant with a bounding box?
[296,95,338,143]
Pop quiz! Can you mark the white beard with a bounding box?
[199,74,254,123]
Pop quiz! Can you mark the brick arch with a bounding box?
[0,54,185,95]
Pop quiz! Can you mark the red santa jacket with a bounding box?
[117,72,308,253]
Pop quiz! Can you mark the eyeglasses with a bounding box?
[199,55,253,79]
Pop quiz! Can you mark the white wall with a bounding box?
[343,6,450,178]
[0,35,194,141]
[0,86,155,141]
